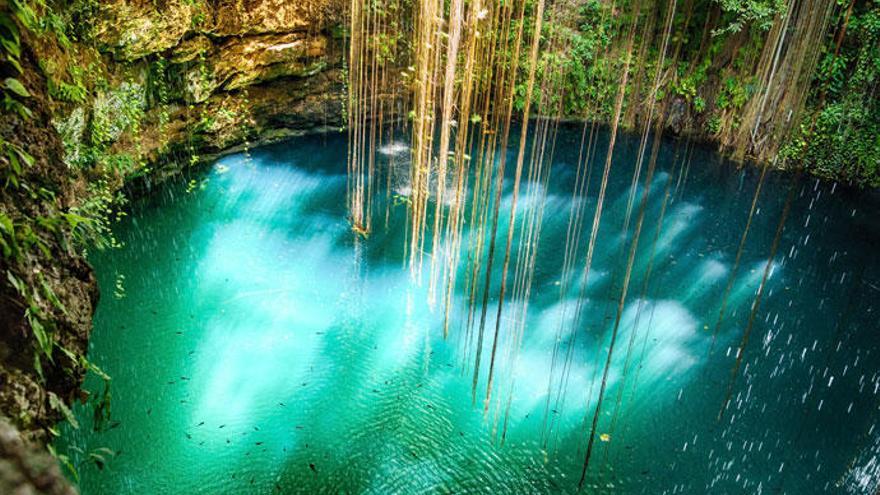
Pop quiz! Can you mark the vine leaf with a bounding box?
[48,391,79,430]
[3,77,29,97]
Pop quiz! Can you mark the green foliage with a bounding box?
[713,0,788,35]
[792,2,880,186]
[512,0,615,117]
[58,78,148,189]
[112,272,125,299]
[45,62,89,103]
[88,447,116,470]
[48,391,78,429]
[0,138,35,189]
[92,379,112,432]
[815,51,850,98]
[371,32,401,64]
[6,268,58,377]
[146,59,171,125]
[716,75,754,110]
[0,11,32,120]
[47,443,79,482]
[6,0,41,32]
[88,82,146,150]
[64,0,102,42]
[706,114,723,134]
[562,2,616,116]
[0,211,19,258]
[26,307,52,359]
[670,61,708,110]
[12,0,72,47]
[65,178,127,250]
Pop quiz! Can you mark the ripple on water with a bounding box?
[59,130,880,495]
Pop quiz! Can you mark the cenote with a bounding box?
[55,126,880,494]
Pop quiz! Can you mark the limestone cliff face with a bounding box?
[92,0,338,61]
[90,0,341,101]
[0,0,345,492]
[31,0,347,195]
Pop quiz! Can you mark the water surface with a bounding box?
[59,127,880,494]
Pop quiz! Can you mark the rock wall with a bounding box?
[0,418,75,495]
[0,13,97,444]
[39,0,347,191]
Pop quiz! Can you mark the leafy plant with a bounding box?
[713,0,787,35]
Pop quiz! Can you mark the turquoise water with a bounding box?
[59,127,880,494]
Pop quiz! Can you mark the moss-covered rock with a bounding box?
[213,33,329,90]
[172,32,331,103]
[169,34,213,65]
[209,0,343,36]
[89,0,203,61]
